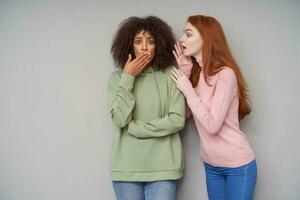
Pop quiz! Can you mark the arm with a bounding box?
[176,68,237,134]
[107,53,153,128]
[180,63,193,78]
[127,74,185,139]
[107,72,135,128]
[180,63,193,119]
[173,43,194,119]
[185,99,193,119]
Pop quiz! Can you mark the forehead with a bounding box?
[184,22,196,32]
[134,30,153,38]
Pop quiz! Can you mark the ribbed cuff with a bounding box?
[180,63,193,78]
[120,72,135,89]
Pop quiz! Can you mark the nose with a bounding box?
[179,34,185,43]
[142,40,148,51]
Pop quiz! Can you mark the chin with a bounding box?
[183,52,191,57]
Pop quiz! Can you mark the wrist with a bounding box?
[123,69,134,76]
[178,78,193,95]
[120,72,135,88]
[179,63,193,78]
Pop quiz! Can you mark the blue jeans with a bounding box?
[204,160,257,200]
[112,180,177,200]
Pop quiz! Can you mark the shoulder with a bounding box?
[109,70,122,79]
[154,66,173,79]
[108,70,123,84]
[155,66,178,87]
[161,66,175,81]
[217,67,237,85]
[155,66,172,74]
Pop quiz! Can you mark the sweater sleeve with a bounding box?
[185,99,193,119]
[180,63,193,78]
[127,74,185,139]
[107,71,135,128]
[179,63,193,119]
[178,68,237,134]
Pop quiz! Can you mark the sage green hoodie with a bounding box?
[107,66,185,181]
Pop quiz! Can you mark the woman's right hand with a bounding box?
[123,52,151,76]
[172,42,192,66]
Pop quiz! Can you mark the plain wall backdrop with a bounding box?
[0,0,299,199]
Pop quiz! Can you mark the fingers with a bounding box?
[136,57,151,73]
[174,41,185,65]
[135,52,151,66]
[125,54,132,65]
[127,52,151,76]
[170,69,178,83]
[174,42,181,56]
[172,67,182,77]
[170,73,178,83]
[171,67,180,81]
[131,53,151,75]
[177,42,184,54]
[133,52,149,64]
[175,42,183,55]
[172,50,179,62]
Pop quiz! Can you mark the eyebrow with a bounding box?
[183,29,192,33]
[134,37,154,39]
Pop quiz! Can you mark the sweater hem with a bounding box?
[201,155,255,168]
[111,169,183,182]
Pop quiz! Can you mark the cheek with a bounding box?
[187,38,201,51]
[194,37,203,50]
[148,46,155,61]
[147,45,155,55]
[184,41,193,50]
[150,46,155,53]
[133,45,141,56]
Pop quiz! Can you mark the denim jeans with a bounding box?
[112,180,177,200]
[204,160,257,200]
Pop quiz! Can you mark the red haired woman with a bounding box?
[171,15,257,200]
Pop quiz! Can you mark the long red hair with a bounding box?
[188,15,251,120]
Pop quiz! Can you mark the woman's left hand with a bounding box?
[170,67,191,93]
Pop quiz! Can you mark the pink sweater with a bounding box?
[178,61,255,167]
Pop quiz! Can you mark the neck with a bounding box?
[140,64,153,75]
[194,52,203,68]
[143,63,152,70]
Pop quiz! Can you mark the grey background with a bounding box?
[0,0,299,199]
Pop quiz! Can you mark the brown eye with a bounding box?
[149,40,155,45]
[134,40,142,45]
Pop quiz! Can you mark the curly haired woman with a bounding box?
[107,16,185,200]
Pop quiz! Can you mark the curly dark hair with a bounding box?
[111,16,176,69]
